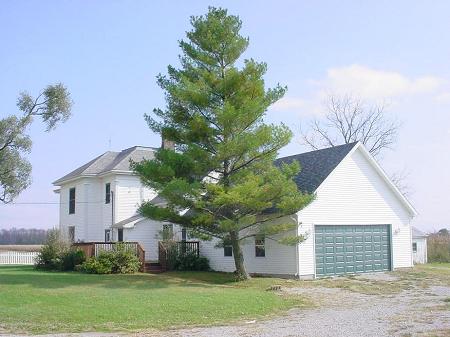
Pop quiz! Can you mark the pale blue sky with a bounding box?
[1,1,449,231]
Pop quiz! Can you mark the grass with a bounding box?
[1,264,448,334]
[0,266,309,334]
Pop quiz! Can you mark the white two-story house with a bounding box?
[53,141,417,278]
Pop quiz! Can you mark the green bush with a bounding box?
[172,253,210,271]
[80,244,141,274]
[35,229,69,271]
[81,255,113,274]
[428,232,450,263]
[61,249,86,271]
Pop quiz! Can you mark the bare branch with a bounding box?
[300,93,400,158]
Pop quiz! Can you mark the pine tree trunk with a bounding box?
[230,231,250,280]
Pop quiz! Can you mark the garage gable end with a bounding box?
[315,143,417,218]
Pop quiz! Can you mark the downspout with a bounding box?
[295,213,300,279]
[111,190,115,242]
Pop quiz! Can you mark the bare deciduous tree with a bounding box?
[300,94,412,196]
[301,95,400,157]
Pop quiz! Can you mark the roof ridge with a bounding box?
[278,142,359,161]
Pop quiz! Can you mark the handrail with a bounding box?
[136,242,146,272]
[158,241,168,272]
[158,241,200,271]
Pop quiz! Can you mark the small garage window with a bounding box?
[412,242,417,253]
[224,246,233,257]
[255,236,265,257]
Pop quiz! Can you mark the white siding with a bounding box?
[297,147,414,277]
[201,216,298,276]
[58,174,156,243]
[115,175,157,223]
[124,219,182,260]
[412,238,427,264]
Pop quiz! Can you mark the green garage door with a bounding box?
[315,225,391,277]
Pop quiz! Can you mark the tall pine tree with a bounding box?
[133,7,313,279]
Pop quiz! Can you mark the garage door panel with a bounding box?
[315,225,391,277]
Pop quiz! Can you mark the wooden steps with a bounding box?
[144,261,165,274]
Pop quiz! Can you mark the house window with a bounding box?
[105,183,111,204]
[162,224,174,241]
[105,229,111,242]
[224,246,233,257]
[181,228,187,241]
[118,228,123,242]
[412,242,417,253]
[69,188,76,214]
[68,226,75,243]
[255,235,265,257]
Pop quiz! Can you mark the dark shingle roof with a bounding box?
[53,146,156,185]
[275,142,358,193]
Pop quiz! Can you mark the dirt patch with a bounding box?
[0,245,41,252]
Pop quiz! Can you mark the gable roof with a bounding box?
[53,146,156,185]
[276,142,417,217]
[275,142,358,193]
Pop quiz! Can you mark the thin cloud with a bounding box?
[272,97,306,111]
[319,64,442,100]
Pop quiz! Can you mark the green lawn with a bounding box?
[0,266,307,334]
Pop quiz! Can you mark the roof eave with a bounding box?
[52,174,97,186]
[354,143,418,217]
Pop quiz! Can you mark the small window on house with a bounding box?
[105,229,111,242]
[68,226,75,243]
[255,235,265,257]
[181,228,187,241]
[412,242,417,253]
[69,188,76,214]
[162,224,174,241]
[224,246,233,257]
[118,228,123,242]
[105,183,111,204]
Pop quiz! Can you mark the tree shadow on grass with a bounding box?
[0,266,237,290]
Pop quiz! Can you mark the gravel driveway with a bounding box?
[162,282,450,337]
[2,273,450,337]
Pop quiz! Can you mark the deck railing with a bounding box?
[72,242,145,272]
[158,241,200,271]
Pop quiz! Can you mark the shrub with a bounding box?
[61,249,86,271]
[172,253,210,271]
[35,229,69,271]
[81,255,113,274]
[80,244,141,274]
[428,232,450,263]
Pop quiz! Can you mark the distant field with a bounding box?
[0,245,42,252]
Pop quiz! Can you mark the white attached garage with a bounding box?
[278,142,417,278]
[202,142,416,279]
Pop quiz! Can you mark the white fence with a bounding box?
[0,251,39,265]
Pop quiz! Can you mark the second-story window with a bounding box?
[105,183,111,204]
[69,188,76,214]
